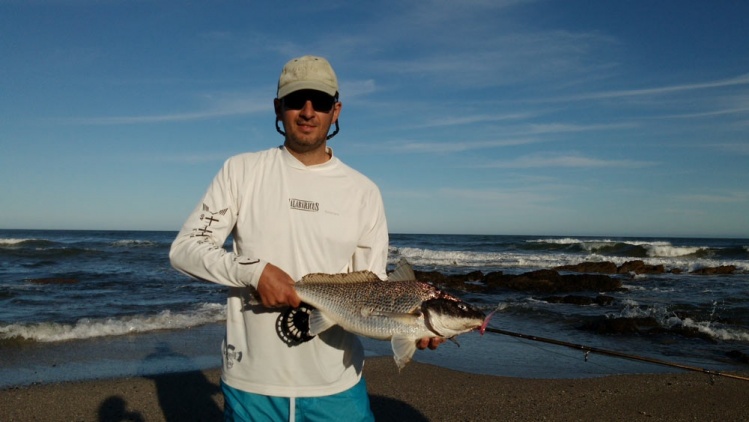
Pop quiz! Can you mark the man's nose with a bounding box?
[299,100,315,117]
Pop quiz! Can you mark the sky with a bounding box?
[1,0,748,238]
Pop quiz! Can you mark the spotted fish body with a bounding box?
[294,259,486,369]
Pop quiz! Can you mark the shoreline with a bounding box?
[2,357,748,421]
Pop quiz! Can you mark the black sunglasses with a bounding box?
[281,90,337,112]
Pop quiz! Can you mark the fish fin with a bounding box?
[388,258,416,282]
[308,311,337,336]
[301,271,381,284]
[391,335,417,371]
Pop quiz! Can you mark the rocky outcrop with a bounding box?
[616,260,665,274]
[555,260,735,276]
[690,265,736,275]
[554,262,617,274]
[413,261,737,296]
[417,268,622,294]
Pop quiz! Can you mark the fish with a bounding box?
[282,259,488,370]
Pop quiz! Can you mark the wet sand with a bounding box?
[1,357,747,421]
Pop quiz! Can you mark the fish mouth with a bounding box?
[422,298,487,337]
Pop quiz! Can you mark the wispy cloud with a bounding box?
[145,152,236,165]
[675,191,749,204]
[387,138,540,154]
[339,79,378,98]
[715,142,749,155]
[439,187,556,203]
[483,153,656,169]
[543,73,749,103]
[63,100,267,125]
[415,112,537,128]
[660,106,749,119]
[524,122,637,134]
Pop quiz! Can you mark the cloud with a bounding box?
[339,79,377,98]
[715,142,749,155]
[388,138,540,154]
[661,106,749,119]
[439,187,555,203]
[543,73,749,103]
[60,95,268,125]
[524,122,637,134]
[415,112,537,128]
[675,191,749,204]
[483,153,656,169]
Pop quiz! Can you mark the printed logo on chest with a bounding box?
[289,198,319,212]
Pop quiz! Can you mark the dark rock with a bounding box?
[483,270,620,293]
[414,270,447,284]
[690,265,736,275]
[560,274,621,292]
[554,261,617,274]
[502,270,561,293]
[594,295,615,306]
[483,271,512,287]
[415,270,487,292]
[617,260,665,274]
[462,270,485,281]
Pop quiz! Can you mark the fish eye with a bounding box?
[458,303,467,310]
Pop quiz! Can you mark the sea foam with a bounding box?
[0,303,226,343]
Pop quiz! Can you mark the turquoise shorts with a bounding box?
[221,377,375,422]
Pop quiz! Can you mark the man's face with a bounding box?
[275,89,341,155]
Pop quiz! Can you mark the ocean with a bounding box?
[1,230,747,388]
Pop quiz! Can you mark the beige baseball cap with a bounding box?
[277,56,339,99]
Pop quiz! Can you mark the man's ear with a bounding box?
[273,98,282,116]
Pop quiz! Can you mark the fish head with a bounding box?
[422,298,486,338]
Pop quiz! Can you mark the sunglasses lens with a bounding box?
[283,91,335,112]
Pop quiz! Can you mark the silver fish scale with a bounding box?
[295,278,451,340]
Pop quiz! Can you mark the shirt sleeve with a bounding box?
[352,185,389,279]
[169,158,267,288]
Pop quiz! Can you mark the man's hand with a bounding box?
[256,263,302,308]
[416,337,445,350]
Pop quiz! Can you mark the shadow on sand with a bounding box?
[99,343,222,422]
[97,343,426,421]
[98,396,145,422]
[370,395,429,421]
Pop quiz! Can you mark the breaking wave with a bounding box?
[528,238,711,258]
[615,303,749,342]
[0,303,226,343]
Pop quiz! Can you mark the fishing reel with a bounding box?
[276,303,316,346]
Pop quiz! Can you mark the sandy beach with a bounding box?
[1,357,747,421]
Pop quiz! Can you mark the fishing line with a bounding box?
[496,328,632,373]
[484,326,749,382]
[499,330,626,374]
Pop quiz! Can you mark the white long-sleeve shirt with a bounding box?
[170,146,389,397]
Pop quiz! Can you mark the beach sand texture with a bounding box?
[1,357,747,422]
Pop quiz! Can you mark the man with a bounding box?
[170,55,440,421]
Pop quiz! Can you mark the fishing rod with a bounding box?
[483,326,749,382]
